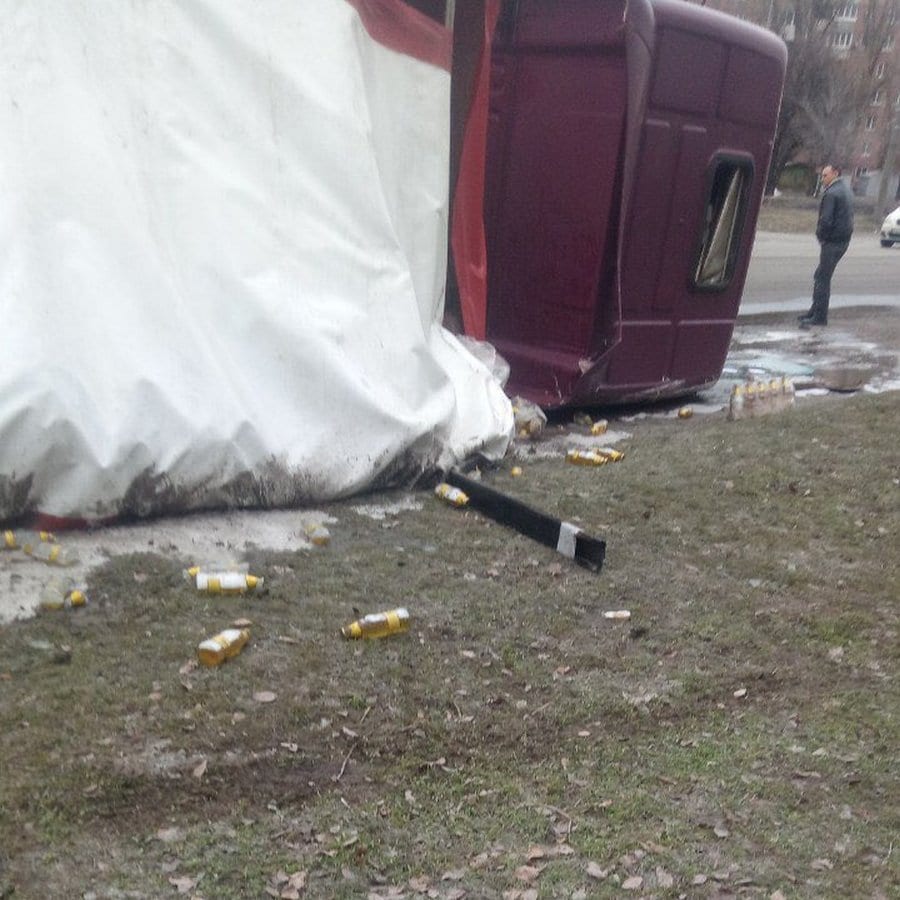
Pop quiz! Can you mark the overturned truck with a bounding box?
[454,0,787,407]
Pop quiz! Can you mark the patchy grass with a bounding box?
[1,392,898,899]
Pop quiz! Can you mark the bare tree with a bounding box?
[760,0,899,192]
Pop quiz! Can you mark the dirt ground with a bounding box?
[1,305,898,899]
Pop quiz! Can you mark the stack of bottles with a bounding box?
[728,376,795,421]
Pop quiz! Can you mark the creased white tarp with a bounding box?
[0,0,512,522]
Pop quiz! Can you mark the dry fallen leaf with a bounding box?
[811,858,834,871]
[622,875,644,890]
[713,824,730,838]
[733,687,748,699]
[514,864,543,884]
[231,617,253,628]
[441,869,466,882]
[253,691,277,704]
[192,758,207,780]
[408,874,430,892]
[585,862,608,880]
[179,659,198,676]
[168,875,197,894]
[692,874,708,885]
[656,867,674,888]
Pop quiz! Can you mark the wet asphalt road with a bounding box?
[741,230,900,312]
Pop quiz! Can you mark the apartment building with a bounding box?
[689,0,900,199]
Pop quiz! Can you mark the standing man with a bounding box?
[799,164,854,328]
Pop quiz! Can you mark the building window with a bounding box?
[854,166,869,177]
[693,156,753,291]
[862,142,871,157]
[884,35,895,51]
[835,2,858,21]
[832,31,853,49]
[876,61,887,78]
[873,89,884,105]
[866,114,877,130]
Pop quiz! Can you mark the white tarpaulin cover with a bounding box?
[0,0,512,523]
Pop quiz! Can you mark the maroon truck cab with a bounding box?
[476,0,787,406]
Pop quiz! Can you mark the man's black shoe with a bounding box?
[797,311,814,321]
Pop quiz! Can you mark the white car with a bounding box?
[881,206,900,247]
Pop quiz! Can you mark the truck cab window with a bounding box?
[693,158,752,290]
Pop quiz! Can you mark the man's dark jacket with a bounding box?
[816,178,854,244]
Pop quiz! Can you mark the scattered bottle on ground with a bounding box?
[512,395,547,438]
[39,577,87,611]
[677,406,693,419]
[3,530,55,551]
[192,571,263,594]
[566,448,624,466]
[25,540,79,566]
[342,607,410,639]
[305,523,331,546]
[435,483,469,507]
[603,609,631,620]
[590,419,609,436]
[197,628,250,667]
[567,449,607,466]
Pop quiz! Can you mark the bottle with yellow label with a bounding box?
[192,571,263,594]
[304,523,331,546]
[3,529,56,551]
[197,628,250,667]
[26,540,79,567]
[342,607,410,639]
[39,577,88,610]
[434,483,469,507]
[566,448,608,466]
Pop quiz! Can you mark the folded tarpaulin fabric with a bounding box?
[0,0,513,522]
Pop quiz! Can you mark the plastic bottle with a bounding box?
[39,577,88,610]
[26,541,79,567]
[183,561,249,581]
[677,406,693,419]
[728,384,745,421]
[197,628,250,667]
[3,529,55,551]
[744,382,757,418]
[305,523,331,546]
[193,571,263,594]
[599,448,625,462]
[342,607,410,639]
[566,449,608,466]
[590,419,609,436]
[435,483,469,507]
[782,376,795,409]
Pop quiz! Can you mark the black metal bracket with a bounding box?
[444,469,606,572]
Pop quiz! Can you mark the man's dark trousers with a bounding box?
[810,239,850,323]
